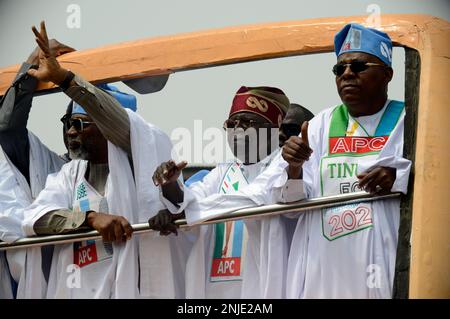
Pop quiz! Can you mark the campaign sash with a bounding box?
[320,101,404,240]
[210,163,249,282]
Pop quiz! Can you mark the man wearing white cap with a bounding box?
[282,23,411,298]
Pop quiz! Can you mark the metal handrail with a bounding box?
[0,191,401,251]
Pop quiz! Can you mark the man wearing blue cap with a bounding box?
[281,23,411,298]
[20,21,186,298]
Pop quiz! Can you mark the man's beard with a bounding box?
[69,147,90,160]
[68,138,90,160]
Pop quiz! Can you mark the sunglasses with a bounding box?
[332,61,386,77]
[223,118,273,130]
[60,115,94,132]
[280,123,301,137]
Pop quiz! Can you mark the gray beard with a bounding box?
[69,147,90,160]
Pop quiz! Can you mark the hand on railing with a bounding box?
[85,211,133,243]
[148,209,184,236]
[357,166,396,194]
[0,191,401,251]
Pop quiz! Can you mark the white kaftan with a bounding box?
[286,100,411,299]
[22,111,191,298]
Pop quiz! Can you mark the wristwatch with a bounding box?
[59,70,75,91]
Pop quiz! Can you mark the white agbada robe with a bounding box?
[0,132,64,298]
[286,100,411,299]
[163,150,304,298]
[0,252,13,298]
[22,110,190,298]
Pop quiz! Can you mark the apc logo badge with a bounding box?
[341,28,362,52]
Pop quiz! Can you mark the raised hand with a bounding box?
[49,39,76,56]
[282,121,313,178]
[26,21,68,84]
[152,160,188,186]
[26,39,75,66]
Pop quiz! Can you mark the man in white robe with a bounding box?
[21,21,189,298]
[0,40,74,298]
[282,23,412,298]
[151,86,304,298]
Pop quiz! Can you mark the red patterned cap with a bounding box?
[229,86,290,125]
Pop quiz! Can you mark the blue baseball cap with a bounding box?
[72,83,137,115]
[334,23,393,66]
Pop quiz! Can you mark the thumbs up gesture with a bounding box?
[152,160,188,186]
[282,121,313,178]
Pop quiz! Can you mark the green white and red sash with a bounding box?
[210,163,249,282]
[320,101,404,240]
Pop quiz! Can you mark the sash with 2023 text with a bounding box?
[320,101,404,240]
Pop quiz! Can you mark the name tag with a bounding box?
[322,203,373,241]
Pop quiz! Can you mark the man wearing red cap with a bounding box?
[151,86,303,298]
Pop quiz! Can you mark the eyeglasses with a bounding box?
[223,118,273,130]
[60,115,94,132]
[332,61,386,77]
[60,114,69,126]
[280,123,301,137]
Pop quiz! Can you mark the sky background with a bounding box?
[0,0,449,164]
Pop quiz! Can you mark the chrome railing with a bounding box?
[0,191,401,251]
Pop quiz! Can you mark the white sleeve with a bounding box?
[272,112,325,202]
[159,179,194,214]
[0,161,29,242]
[22,165,74,236]
[185,152,304,224]
[273,175,307,203]
[184,193,259,225]
[251,152,307,204]
[161,166,222,214]
[358,112,411,194]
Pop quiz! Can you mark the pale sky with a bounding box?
[0,0,449,164]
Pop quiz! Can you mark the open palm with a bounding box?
[27,21,66,84]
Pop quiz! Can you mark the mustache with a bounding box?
[67,137,82,143]
[341,82,359,87]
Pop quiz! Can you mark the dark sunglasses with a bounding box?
[280,123,301,137]
[332,61,385,77]
[60,115,94,132]
[223,118,273,130]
